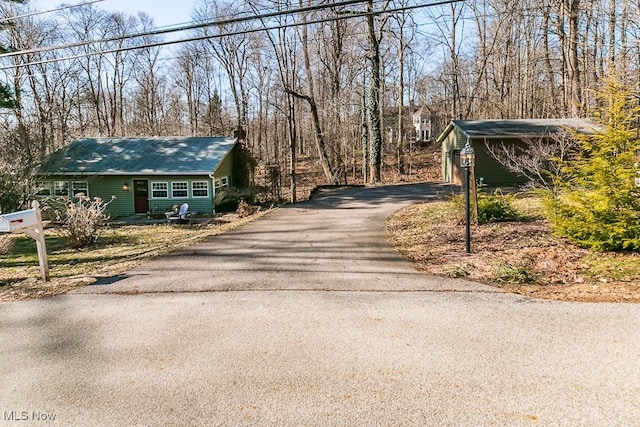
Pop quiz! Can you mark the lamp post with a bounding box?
[460,141,475,253]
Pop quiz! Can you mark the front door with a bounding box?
[134,180,149,214]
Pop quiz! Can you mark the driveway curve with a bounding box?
[2,184,639,426]
[75,183,494,294]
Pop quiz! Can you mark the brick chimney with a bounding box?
[233,127,246,141]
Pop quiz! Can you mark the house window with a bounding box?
[72,181,89,197]
[171,182,188,198]
[53,181,69,196]
[214,177,229,189]
[35,183,51,197]
[151,182,169,198]
[192,181,209,197]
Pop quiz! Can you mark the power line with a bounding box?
[0,0,467,70]
[0,0,370,60]
[0,0,105,23]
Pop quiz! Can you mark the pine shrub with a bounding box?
[542,79,640,252]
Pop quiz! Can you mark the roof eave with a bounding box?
[37,171,214,176]
[436,121,457,143]
[467,134,556,141]
[211,139,238,176]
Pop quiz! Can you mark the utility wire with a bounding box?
[0,0,370,59]
[0,0,105,23]
[1,0,465,59]
[0,0,467,70]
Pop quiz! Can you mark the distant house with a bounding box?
[437,119,599,186]
[412,107,436,143]
[383,106,418,147]
[383,106,438,147]
[38,136,253,218]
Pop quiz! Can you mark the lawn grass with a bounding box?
[0,212,267,300]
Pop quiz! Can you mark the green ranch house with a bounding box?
[38,136,252,218]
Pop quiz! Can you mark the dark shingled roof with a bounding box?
[437,118,600,142]
[40,137,236,176]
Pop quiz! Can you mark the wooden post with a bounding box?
[470,166,479,224]
[24,201,49,282]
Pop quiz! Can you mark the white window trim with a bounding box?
[151,181,169,199]
[191,181,209,198]
[214,176,229,189]
[71,181,89,197]
[35,183,52,197]
[171,181,189,198]
[53,181,69,197]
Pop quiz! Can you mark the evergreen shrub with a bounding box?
[542,79,640,252]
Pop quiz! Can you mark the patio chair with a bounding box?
[168,203,190,224]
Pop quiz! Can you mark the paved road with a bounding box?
[1,184,639,426]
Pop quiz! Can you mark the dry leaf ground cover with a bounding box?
[0,212,266,301]
[387,196,640,303]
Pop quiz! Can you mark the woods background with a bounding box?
[1,0,639,207]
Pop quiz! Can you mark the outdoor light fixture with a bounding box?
[460,141,476,168]
[460,141,475,254]
[122,183,130,192]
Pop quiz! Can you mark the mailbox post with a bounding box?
[0,201,49,281]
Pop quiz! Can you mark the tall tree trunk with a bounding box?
[288,93,297,203]
[300,2,339,185]
[566,0,582,116]
[366,0,382,184]
[396,21,405,175]
[361,86,369,185]
[542,3,560,116]
[449,3,461,119]
[609,0,617,69]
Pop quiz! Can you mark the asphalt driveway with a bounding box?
[73,183,490,294]
[1,184,639,426]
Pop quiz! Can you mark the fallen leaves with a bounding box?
[387,199,640,303]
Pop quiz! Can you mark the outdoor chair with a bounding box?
[167,203,190,224]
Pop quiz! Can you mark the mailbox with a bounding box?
[0,208,39,233]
